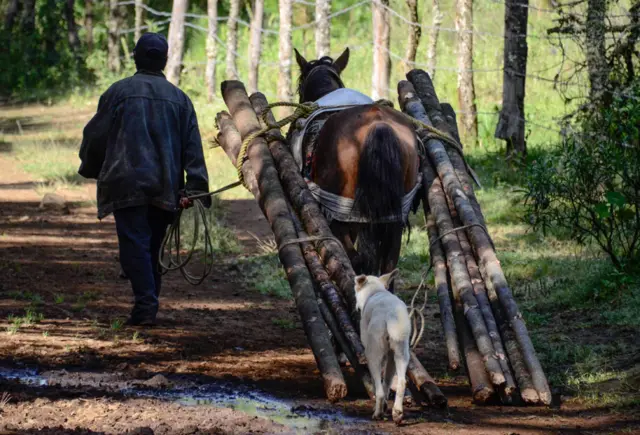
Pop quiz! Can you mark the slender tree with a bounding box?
[586,0,609,102]
[278,0,294,103]
[226,0,241,80]
[455,0,478,145]
[4,0,20,32]
[107,0,121,73]
[166,0,189,85]
[315,0,331,58]
[372,0,390,100]
[404,0,421,73]
[22,0,36,34]
[84,0,94,52]
[206,0,219,102]
[248,0,264,93]
[135,0,144,42]
[64,0,81,56]
[495,0,529,158]
[426,0,443,80]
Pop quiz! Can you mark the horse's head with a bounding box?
[294,48,350,103]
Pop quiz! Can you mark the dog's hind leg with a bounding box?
[382,350,395,413]
[391,340,410,425]
[366,341,387,420]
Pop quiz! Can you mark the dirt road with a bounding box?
[0,149,638,434]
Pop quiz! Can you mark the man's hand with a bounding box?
[179,196,194,209]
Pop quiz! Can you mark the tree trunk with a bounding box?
[426,0,443,80]
[495,0,529,159]
[206,0,219,102]
[221,80,347,402]
[107,0,121,73]
[248,0,264,94]
[226,0,241,80]
[278,0,294,103]
[4,0,20,32]
[586,0,609,102]
[372,0,391,100]
[166,0,188,85]
[64,0,81,55]
[455,0,478,146]
[315,0,331,58]
[84,0,94,52]
[406,353,448,408]
[135,0,144,42]
[22,0,36,34]
[404,0,421,73]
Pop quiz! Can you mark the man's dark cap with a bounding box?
[134,33,168,60]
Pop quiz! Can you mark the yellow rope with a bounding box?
[234,99,465,190]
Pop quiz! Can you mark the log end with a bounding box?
[489,372,507,388]
[472,384,496,405]
[538,390,552,406]
[448,360,461,372]
[520,387,541,405]
[421,382,448,409]
[323,375,348,403]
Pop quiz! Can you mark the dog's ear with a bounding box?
[355,274,367,290]
[333,48,350,73]
[379,269,399,289]
[294,48,309,71]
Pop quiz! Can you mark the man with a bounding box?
[78,33,210,326]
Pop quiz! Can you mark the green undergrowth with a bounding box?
[238,255,292,300]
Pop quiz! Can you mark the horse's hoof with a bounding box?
[392,409,403,425]
[372,411,383,421]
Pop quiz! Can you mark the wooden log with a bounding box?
[316,297,375,399]
[441,102,518,403]
[248,92,359,316]
[423,161,506,389]
[424,209,461,372]
[215,112,260,199]
[407,353,448,408]
[221,81,346,402]
[452,274,496,404]
[406,70,485,226]
[404,71,552,405]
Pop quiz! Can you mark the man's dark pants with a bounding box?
[114,205,175,322]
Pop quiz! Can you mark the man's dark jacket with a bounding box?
[79,71,210,219]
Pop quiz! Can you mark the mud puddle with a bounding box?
[0,366,373,434]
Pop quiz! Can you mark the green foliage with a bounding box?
[524,81,640,270]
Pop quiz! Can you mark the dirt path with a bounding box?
[0,117,639,434]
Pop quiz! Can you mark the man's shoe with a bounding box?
[125,316,156,327]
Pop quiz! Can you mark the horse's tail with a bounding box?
[355,123,404,221]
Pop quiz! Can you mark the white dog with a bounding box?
[355,270,411,424]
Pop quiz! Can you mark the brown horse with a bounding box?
[292,48,421,288]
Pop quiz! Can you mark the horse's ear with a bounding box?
[294,48,308,71]
[333,48,350,73]
[379,269,399,289]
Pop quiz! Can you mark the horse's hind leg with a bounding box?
[379,223,404,293]
[330,221,360,266]
[355,224,380,275]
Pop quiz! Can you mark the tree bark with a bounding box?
[22,0,36,34]
[4,0,20,32]
[107,0,121,73]
[372,0,391,100]
[206,0,219,102]
[404,0,421,73]
[278,0,294,103]
[221,81,347,402]
[426,0,443,80]
[166,0,188,85]
[407,353,448,408]
[84,0,94,52]
[135,0,144,43]
[495,0,529,159]
[248,93,358,314]
[586,0,609,102]
[248,0,264,94]
[64,0,81,56]
[418,104,552,406]
[226,0,241,80]
[424,160,506,389]
[455,0,478,146]
[315,0,331,58]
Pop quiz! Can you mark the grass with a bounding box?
[6,309,44,334]
[240,255,292,299]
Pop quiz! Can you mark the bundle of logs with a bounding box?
[214,69,551,407]
[399,70,551,406]
[215,80,446,407]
